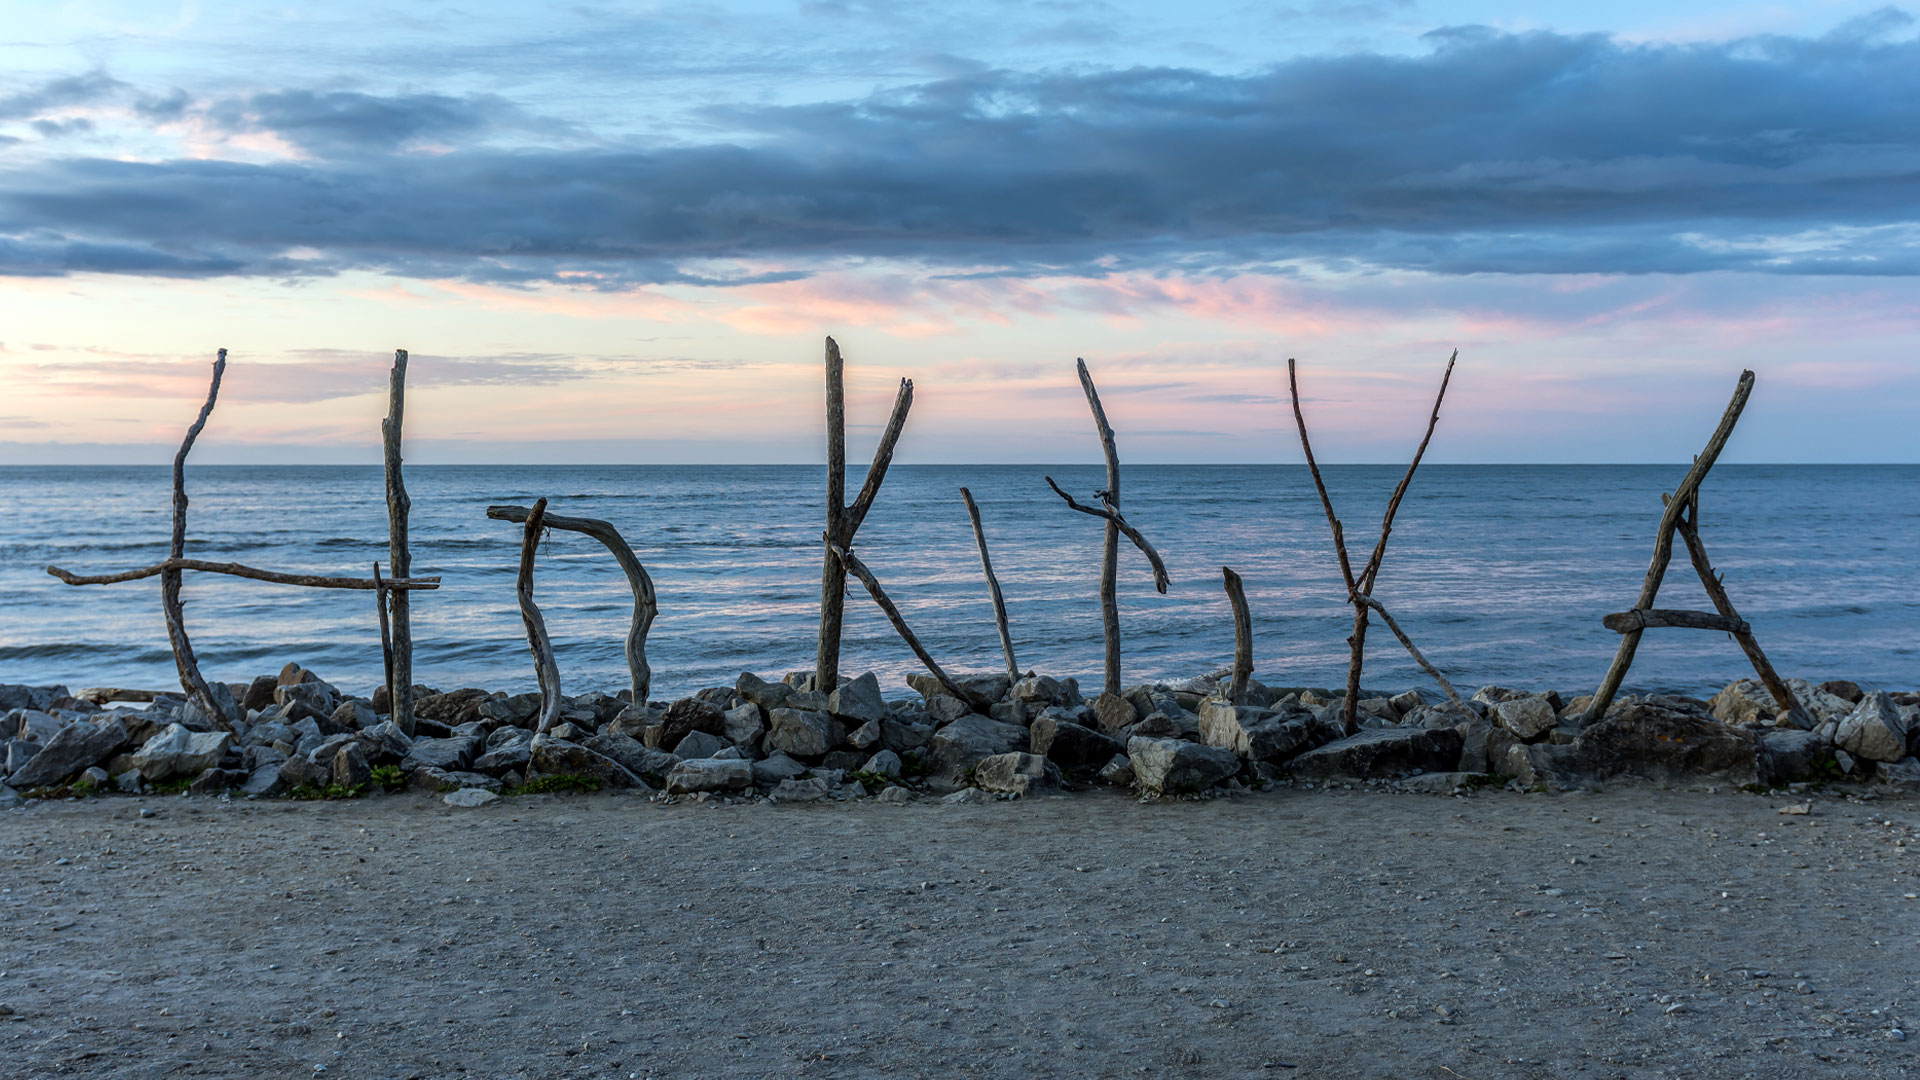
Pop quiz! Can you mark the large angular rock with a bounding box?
[734,672,794,712]
[1198,701,1270,755]
[527,737,646,788]
[358,720,414,764]
[923,695,974,725]
[332,743,371,789]
[1242,714,1341,764]
[765,709,844,760]
[1710,678,1850,730]
[130,724,234,781]
[1835,691,1909,764]
[673,730,729,760]
[472,727,533,773]
[1759,728,1832,785]
[970,752,1063,797]
[10,709,63,742]
[658,698,727,749]
[1127,736,1240,796]
[924,715,1027,789]
[401,735,482,773]
[665,758,753,794]
[1027,716,1123,772]
[1010,675,1065,706]
[751,752,809,786]
[908,671,1009,706]
[1286,727,1465,780]
[5,721,127,788]
[722,703,767,751]
[1490,697,1558,741]
[1089,692,1137,735]
[0,684,69,712]
[826,672,888,725]
[581,732,677,781]
[1550,699,1760,785]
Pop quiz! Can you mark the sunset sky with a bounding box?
[1,1,1915,464]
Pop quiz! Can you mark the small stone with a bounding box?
[826,672,888,725]
[1099,754,1134,786]
[943,787,991,805]
[876,785,914,804]
[862,749,902,779]
[769,777,830,803]
[443,788,499,807]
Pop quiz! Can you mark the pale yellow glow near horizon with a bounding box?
[4,266,1918,463]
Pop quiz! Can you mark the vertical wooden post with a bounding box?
[1077,358,1124,696]
[161,349,236,728]
[816,338,848,694]
[814,337,914,694]
[960,486,1019,685]
[1222,566,1252,707]
[372,561,394,707]
[382,349,415,735]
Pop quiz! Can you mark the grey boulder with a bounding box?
[665,758,754,794]
[130,724,233,782]
[1835,691,1909,764]
[1127,736,1240,796]
[5,721,127,788]
[1285,727,1465,780]
[970,752,1063,797]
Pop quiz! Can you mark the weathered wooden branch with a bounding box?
[48,560,440,590]
[960,486,1019,686]
[1288,355,1456,734]
[1602,608,1749,634]
[1222,566,1252,707]
[1078,358,1126,695]
[383,348,416,734]
[829,542,989,710]
[1670,491,1810,727]
[1044,476,1170,593]
[516,498,562,737]
[815,336,914,693]
[487,504,657,704]
[1585,370,1755,723]
[159,350,236,728]
[373,562,395,708]
[1356,595,1468,711]
[74,688,167,705]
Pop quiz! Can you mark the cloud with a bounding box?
[1,20,1918,283]
[0,71,125,121]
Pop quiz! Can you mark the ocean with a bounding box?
[1,464,1915,701]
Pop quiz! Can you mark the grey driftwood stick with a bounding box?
[1584,370,1756,723]
[1356,595,1468,711]
[161,350,234,728]
[1288,355,1456,734]
[1076,358,1125,696]
[516,498,563,737]
[48,560,440,590]
[1601,608,1748,634]
[373,562,395,705]
[814,336,914,694]
[959,486,1020,685]
[383,349,415,734]
[1669,492,1810,726]
[1043,476,1170,593]
[829,542,990,710]
[487,504,657,704]
[1221,566,1253,707]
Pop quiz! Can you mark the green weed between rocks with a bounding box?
[512,774,602,796]
[288,781,368,801]
[370,764,406,792]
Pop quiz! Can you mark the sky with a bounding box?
[0,0,1916,464]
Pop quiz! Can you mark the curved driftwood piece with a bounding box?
[487,503,657,704]
[1221,566,1253,707]
[1584,370,1755,723]
[516,498,563,737]
[160,350,235,728]
[814,336,914,693]
[48,560,440,590]
[830,542,990,711]
[1357,595,1468,711]
[74,688,166,704]
[1358,351,1456,594]
[1077,358,1125,695]
[960,486,1019,685]
[1044,476,1170,594]
[382,349,416,734]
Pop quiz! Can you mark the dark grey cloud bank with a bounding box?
[1,16,1917,284]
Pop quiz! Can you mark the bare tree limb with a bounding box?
[1078,357,1124,695]
[1287,358,1357,595]
[161,349,235,728]
[1222,566,1252,707]
[1357,350,1456,594]
[48,560,440,590]
[488,504,657,704]
[960,486,1019,686]
[373,562,395,710]
[383,348,416,734]
[1669,492,1810,727]
[845,378,914,536]
[1044,476,1170,594]
[1356,595,1468,712]
[516,498,562,737]
[830,542,990,710]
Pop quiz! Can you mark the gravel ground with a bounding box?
[3,784,1919,1079]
